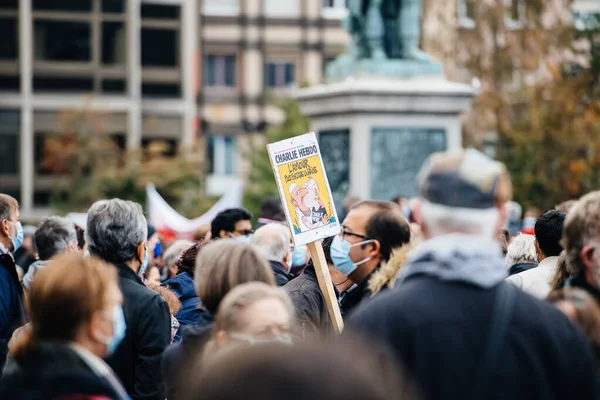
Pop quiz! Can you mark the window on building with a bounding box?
[263,0,300,17]
[101,79,126,94]
[0,135,18,174]
[458,0,476,28]
[264,61,296,88]
[33,0,92,12]
[142,83,181,98]
[141,28,179,67]
[34,20,91,62]
[102,0,124,13]
[204,55,236,87]
[0,18,17,60]
[141,4,180,19]
[0,0,18,10]
[102,22,125,65]
[203,0,240,16]
[0,76,19,91]
[33,77,94,92]
[208,136,236,175]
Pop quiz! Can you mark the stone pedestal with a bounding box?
[297,76,475,207]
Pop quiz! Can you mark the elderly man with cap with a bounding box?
[346,149,600,400]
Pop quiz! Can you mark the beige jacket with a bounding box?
[506,256,558,299]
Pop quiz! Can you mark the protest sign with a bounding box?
[267,132,341,246]
[267,132,344,333]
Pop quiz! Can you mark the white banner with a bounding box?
[146,181,244,235]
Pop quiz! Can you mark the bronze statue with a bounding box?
[346,0,430,61]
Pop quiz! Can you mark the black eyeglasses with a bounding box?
[234,229,254,236]
[341,229,371,241]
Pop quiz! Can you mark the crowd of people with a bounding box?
[2,148,600,399]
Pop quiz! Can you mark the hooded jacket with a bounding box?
[162,272,202,343]
[348,234,600,400]
[367,242,415,297]
[0,341,128,400]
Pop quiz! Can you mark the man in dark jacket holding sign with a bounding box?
[346,149,600,400]
[87,199,171,400]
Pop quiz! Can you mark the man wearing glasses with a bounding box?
[330,200,411,314]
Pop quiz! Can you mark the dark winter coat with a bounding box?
[161,318,214,400]
[0,253,25,373]
[270,261,294,287]
[0,341,127,400]
[348,276,600,400]
[105,264,171,400]
[162,272,202,343]
[284,264,338,339]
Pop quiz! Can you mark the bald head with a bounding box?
[250,223,292,263]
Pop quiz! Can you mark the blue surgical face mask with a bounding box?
[101,305,127,357]
[291,245,308,267]
[330,235,374,276]
[228,332,293,346]
[232,233,253,244]
[139,248,149,278]
[7,221,23,252]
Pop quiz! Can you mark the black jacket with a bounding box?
[508,262,537,277]
[0,253,25,373]
[348,276,600,400]
[105,264,171,400]
[162,316,214,400]
[270,261,294,287]
[284,264,338,339]
[0,341,127,400]
[339,272,375,316]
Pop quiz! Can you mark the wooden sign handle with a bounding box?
[307,240,344,334]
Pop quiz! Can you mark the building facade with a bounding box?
[0,0,348,217]
[2,0,597,217]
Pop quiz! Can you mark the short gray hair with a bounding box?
[163,240,194,266]
[86,199,147,264]
[34,216,77,260]
[250,223,291,262]
[505,234,537,267]
[420,200,499,240]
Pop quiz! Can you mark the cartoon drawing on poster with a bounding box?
[289,177,332,233]
[267,132,341,246]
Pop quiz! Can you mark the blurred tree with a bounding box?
[243,98,310,220]
[460,0,600,209]
[46,107,215,218]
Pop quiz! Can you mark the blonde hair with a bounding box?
[214,282,294,334]
[195,240,275,314]
[12,253,118,358]
[563,191,600,276]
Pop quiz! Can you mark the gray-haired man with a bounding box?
[86,199,170,400]
[23,216,78,290]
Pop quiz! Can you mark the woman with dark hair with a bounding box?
[161,241,203,343]
[162,240,275,400]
